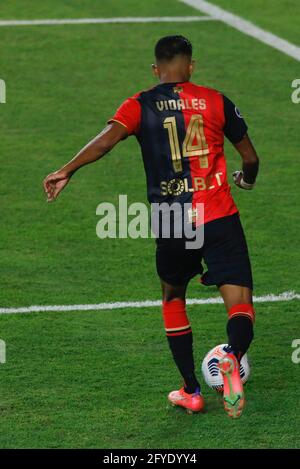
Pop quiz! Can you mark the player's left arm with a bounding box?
[233,134,259,189]
[43,122,128,202]
[223,95,259,190]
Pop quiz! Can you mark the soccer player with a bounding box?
[44,35,259,419]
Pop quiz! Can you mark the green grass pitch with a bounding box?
[0,0,299,449]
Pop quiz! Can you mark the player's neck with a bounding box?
[159,72,190,84]
[160,79,190,84]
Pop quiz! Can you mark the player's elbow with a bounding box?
[249,154,259,165]
[243,152,259,166]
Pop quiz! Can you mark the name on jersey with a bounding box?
[160,173,223,196]
[156,98,207,112]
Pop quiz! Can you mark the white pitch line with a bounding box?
[181,0,300,62]
[0,16,215,27]
[0,291,299,315]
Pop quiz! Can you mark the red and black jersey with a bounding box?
[108,81,248,225]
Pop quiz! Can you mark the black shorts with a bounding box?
[155,213,253,289]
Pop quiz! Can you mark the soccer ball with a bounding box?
[201,344,250,391]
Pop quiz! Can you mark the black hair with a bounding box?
[154,35,192,62]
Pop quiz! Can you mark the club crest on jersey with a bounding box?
[173,86,183,93]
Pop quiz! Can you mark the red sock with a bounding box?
[227,303,255,360]
[162,299,200,393]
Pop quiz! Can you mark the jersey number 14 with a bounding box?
[163,114,209,173]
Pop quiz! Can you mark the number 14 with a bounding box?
[163,114,209,173]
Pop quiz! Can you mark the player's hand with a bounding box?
[232,170,254,190]
[43,170,71,202]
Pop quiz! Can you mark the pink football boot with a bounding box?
[168,387,205,414]
[219,353,245,418]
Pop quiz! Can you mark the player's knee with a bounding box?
[219,285,253,311]
[161,281,186,302]
[163,291,185,302]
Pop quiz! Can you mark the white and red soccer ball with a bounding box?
[201,343,250,391]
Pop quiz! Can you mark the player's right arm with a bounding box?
[43,122,128,202]
[43,96,141,202]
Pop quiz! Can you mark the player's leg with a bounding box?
[161,279,205,413]
[161,280,200,393]
[155,232,205,413]
[217,284,255,417]
[201,214,255,418]
[219,284,255,361]
[202,215,255,362]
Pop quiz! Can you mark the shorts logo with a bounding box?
[235,106,243,118]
